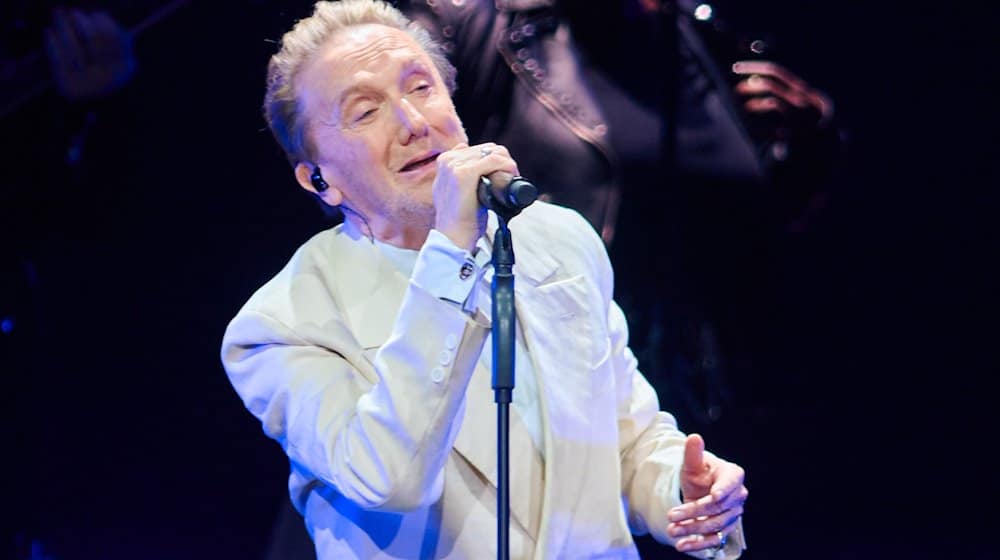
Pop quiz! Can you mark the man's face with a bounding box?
[296,24,467,239]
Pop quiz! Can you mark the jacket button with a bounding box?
[445,333,459,350]
[430,367,445,383]
[438,350,453,366]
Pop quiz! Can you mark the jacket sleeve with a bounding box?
[616,332,746,559]
[609,295,689,544]
[221,259,489,512]
[574,216,746,558]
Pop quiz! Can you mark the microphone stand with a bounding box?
[491,212,515,560]
[480,175,535,560]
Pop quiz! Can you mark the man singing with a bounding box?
[221,1,747,558]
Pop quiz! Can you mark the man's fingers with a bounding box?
[470,154,520,187]
[703,458,747,509]
[675,532,725,554]
[668,480,745,552]
[673,457,747,520]
[447,143,517,176]
[673,439,748,554]
[671,512,741,553]
[681,433,706,475]
[679,434,712,505]
[703,481,748,523]
[714,477,749,509]
[669,505,742,539]
[669,486,738,521]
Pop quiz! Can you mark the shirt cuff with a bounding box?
[412,230,492,314]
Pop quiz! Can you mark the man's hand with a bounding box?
[667,434,748,554]
[732,60,833,142]
[433,142,519,252]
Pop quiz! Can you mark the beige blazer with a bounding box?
[222,202,744,559]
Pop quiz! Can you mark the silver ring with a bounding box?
[712,531,727,555]
[479,147,492,158]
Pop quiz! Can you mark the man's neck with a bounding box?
[346,214,431,250]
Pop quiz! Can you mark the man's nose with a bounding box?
[395,98,429,143]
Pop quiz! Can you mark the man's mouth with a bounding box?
[399,152,439,173]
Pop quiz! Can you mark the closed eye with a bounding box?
[355,108,377,122]
[409,81,432,96]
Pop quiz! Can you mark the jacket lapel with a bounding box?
[451,359,546,538]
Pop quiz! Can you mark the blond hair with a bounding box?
[263,0,457,166]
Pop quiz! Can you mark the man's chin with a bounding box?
[395,201,436,228]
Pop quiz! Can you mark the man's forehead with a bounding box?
[297,24,434,123]
[317,24,430,75]
[298,24,432,108]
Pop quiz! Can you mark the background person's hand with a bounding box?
[44,8,136,100]
[732,60,833,142]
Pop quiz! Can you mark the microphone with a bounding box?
[477,171,538,212]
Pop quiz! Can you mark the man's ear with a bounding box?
[295,162,343,207]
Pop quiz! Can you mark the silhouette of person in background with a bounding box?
[397,0,843,431]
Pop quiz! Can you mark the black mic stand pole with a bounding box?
[480,174,536,560]
[491,213,515,560]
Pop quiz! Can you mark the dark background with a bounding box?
[4,1,996,559]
